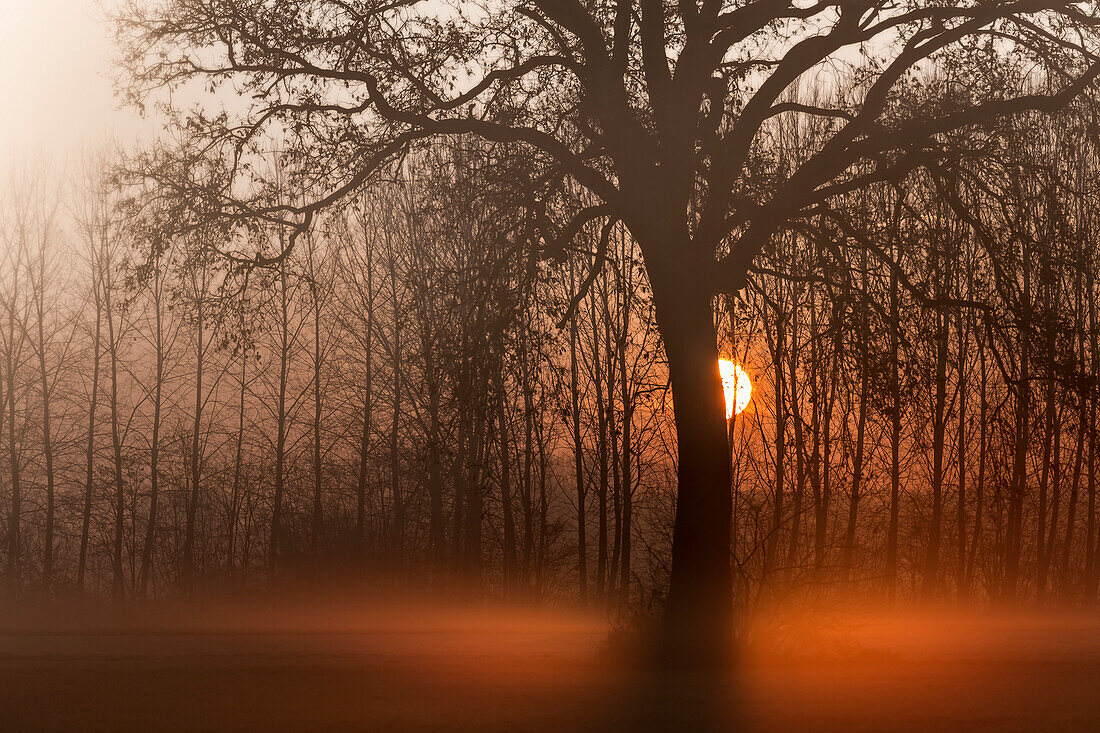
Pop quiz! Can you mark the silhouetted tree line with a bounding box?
[2,93,1100,612]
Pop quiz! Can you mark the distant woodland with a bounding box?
[1,104,1099,609]
[1,3,1100,645]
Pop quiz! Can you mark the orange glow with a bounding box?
[719,360,752,419]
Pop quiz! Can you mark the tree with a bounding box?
[119,0,1100,659]
[74,157,109,593]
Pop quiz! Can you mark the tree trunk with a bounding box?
[569,259,587,601]
[355,235,375,553]
[34,253,56,591]
[1003,256,1031,598]
[78,262,103,591]
[1086,269,1098,602]
[767,304,786,584]
[1041,402,1063,602]
[619,264,633,608]
[425,339,444,575]
[227,340,246,584]
[310,274,324,558]
[5,293,22,594]
[463,403,485,583]
[843,258,869,580]
[605,280,621,599]
[649,259,732,664]
[815,306,840,583]
[1036,332,1056,601]
[955,304,969,597]
[966,323,989,595]
[923,301,948,598]
[519,310,535,586]
[105,262,126,599]
[182,290,204,589]
[1061,280,1088,597]
[497,361,517,590]
[139,262,165,596]
[785,302,804,587]
[388,251,404,567]
[269,262,290,575]
[885,247,902,599]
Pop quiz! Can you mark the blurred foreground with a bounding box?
[0,593,1098,731]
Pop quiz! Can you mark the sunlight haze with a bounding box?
[0,0,140,166]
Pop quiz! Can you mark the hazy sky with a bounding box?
[0,0,144,167]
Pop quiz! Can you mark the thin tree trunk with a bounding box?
[1041,403,1063,602]
[498,364,517,591]
[1003,252,1032,598]
[519,310,535,586]
[1085,269,1098,601]
[606,277,622,598]
[355,233,375,553]
[182,285,203,589]
[227,340,246,584]
[1036,327,1056,601]
[310,274,324,557]
[269,262,290,575]
[589,280,608,600]
[619,253,633,608]
[785,302,805,586]
[388,250,404,566]
[843,258,869,580]
[4,287,22,593]
[886,249,902,599]
[1061,275,1088,597]
[78,258,103,591]
[808,289,823,584]
[923,292,949,598]
[425,339,444,574]
[105,261,125,599]
[33,246,56,590]
[955,303,970,597]
[569,258,587,602]
[463,399,486,583]
[767,302,786,584]
[965,322,989,594]
[814,304,840,582]
[138,261,165,596]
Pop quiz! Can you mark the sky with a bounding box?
[0,0,145,168]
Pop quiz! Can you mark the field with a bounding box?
[0,598,1097,731]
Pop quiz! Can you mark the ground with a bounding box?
[0,596,1098,731]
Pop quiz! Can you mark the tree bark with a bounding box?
[648,255,732,664]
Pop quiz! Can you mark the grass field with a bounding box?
[0,599,1097,731]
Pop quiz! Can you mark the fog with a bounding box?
[0,592,1096,731]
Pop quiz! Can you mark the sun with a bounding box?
[718,360,752,419]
